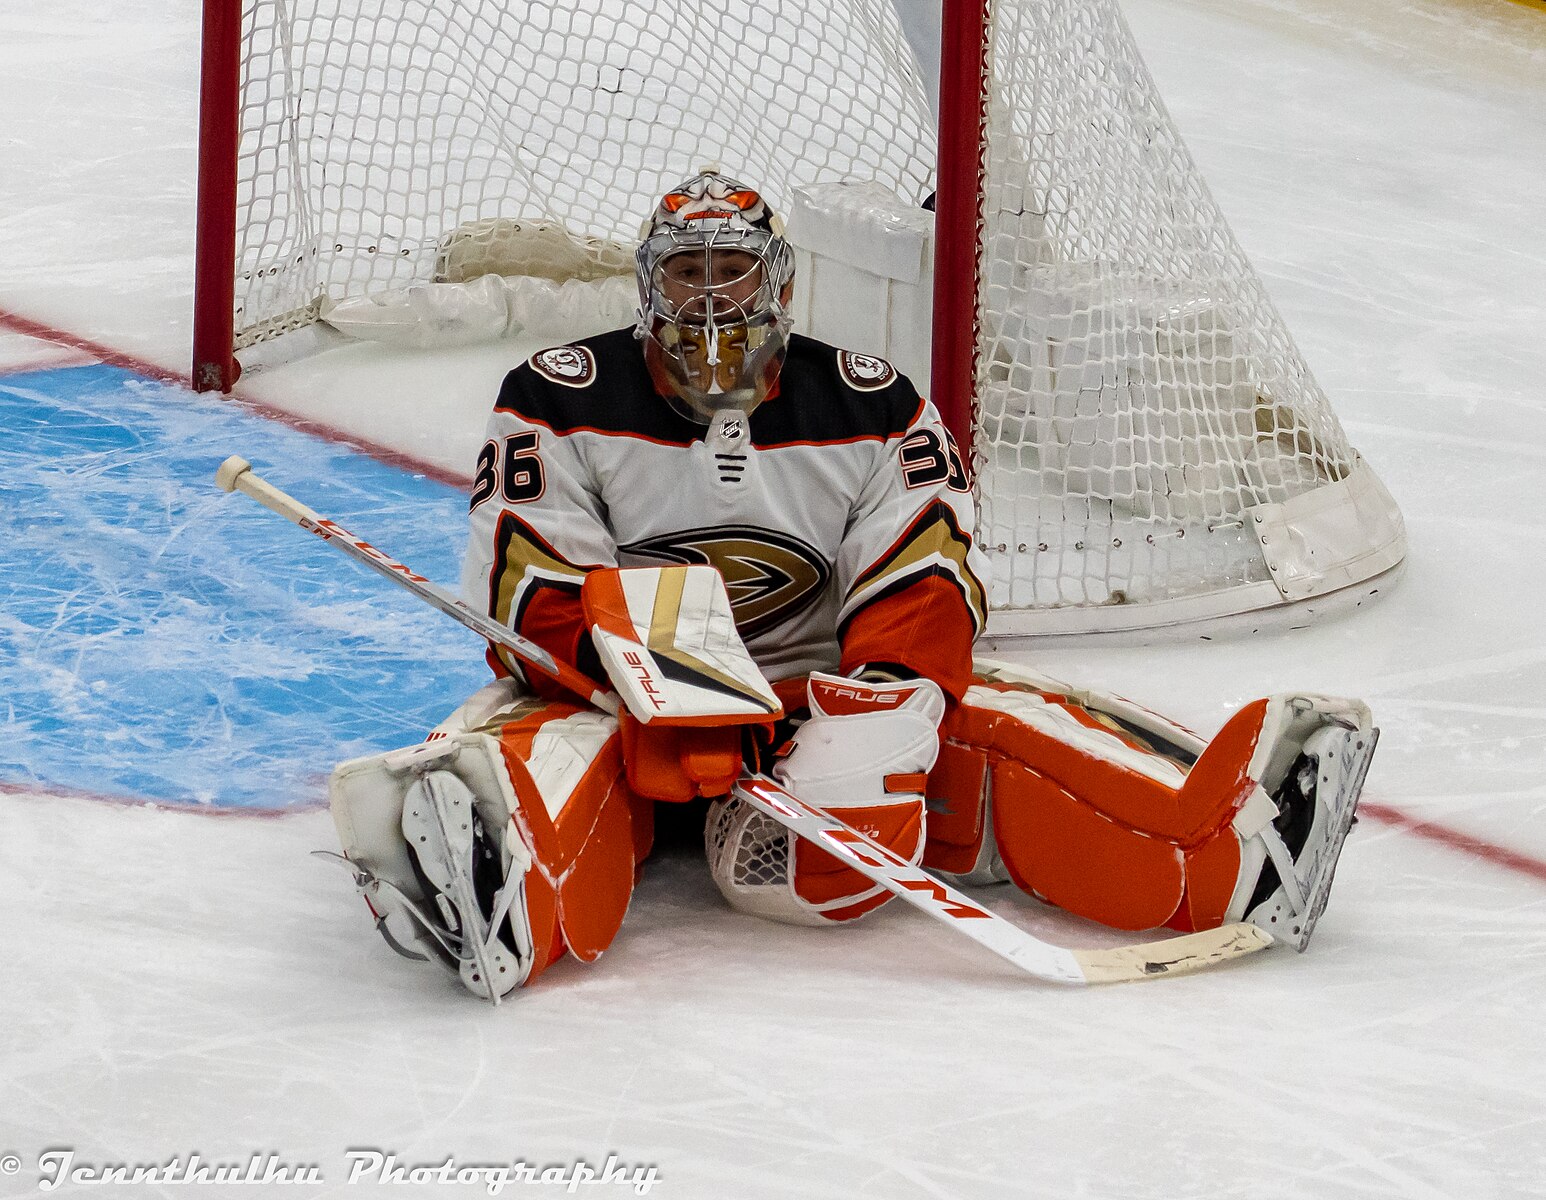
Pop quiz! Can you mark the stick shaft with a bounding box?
[216,456,618,715]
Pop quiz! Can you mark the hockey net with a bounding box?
[204,0,1405,637]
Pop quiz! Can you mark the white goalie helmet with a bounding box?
[635,169,795,423]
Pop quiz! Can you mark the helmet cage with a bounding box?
[635,220,794,423]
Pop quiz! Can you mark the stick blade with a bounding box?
[1073,922,1275,984]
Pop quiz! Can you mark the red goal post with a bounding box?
[930,0,993,489]
[193,0,242,394]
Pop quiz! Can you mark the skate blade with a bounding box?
[1260,726,1379,951]
[402,772,514,1004]
[1291,727,1379,950]
[312,851,468,971]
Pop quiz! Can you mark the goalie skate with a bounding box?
[1245,721,1379,952]
[313,850,468,967]
[399,770,529,1004]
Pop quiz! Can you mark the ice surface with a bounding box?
[1,1,1543,1197]
[0,366,486,809]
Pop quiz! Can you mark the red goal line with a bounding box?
[1359,802,1546,885]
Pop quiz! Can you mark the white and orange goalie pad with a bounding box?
[329,691,649,992]
[925,659,1363,935]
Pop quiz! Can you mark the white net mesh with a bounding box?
[972,0,1386,624]
[704,795,834,927]
[705,797,790,891]
[228,0,1403,634]
[233,0,935,346]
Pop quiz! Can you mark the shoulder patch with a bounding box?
[530,344,597,388]
[837,350,897,392]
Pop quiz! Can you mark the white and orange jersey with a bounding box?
[459,328,989,702]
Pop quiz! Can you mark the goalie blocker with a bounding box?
[326,567,1375,1000]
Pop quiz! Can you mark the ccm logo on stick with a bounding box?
[308,519,430,582]
[897,878,993,921]
[817,830,993,921]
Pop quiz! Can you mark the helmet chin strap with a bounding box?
[703,303,724,395]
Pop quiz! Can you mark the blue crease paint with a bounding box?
[0,365,487,810]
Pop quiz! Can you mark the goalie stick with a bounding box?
[733,776,1272,983]
[216,455,1275,984]
[214,456,619,716]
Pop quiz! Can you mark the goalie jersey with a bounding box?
[460,328,989,701]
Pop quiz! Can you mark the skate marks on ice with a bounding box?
[0,365,486,811]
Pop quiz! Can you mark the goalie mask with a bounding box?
[635,170,795,424]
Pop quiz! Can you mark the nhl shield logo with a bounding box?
[838,351,897,391]
[531,345,597,388]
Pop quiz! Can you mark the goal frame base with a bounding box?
[979,560,1405,645]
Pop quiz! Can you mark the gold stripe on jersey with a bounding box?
[488,512,591,676]
[467,696,555,736]
[842,501,988,636]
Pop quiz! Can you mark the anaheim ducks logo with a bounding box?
[531,345,596,388]
[620,526,830,638]
[838,351,896,391]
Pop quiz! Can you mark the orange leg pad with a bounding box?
[1170,699,1270,842]
[521,869,566,983]
[1168,828,1244,933]
[922,740,989,876]
[625,790,655,873]
[991,761,1187,932]
[498,715,643,974]
[954,698,1189,835]
[553,775,639,962]
[930,673,1268,934]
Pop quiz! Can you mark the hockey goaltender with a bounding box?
[318,170,1377,1000]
